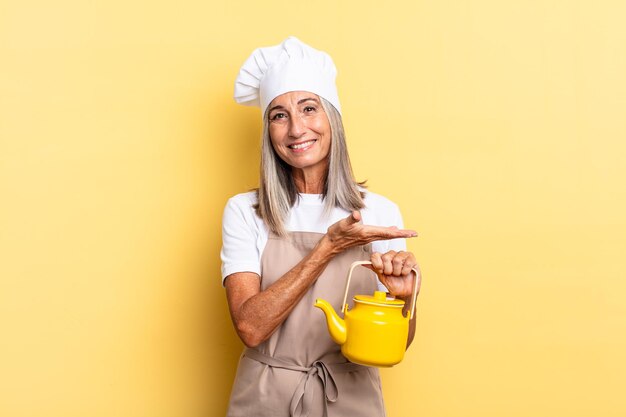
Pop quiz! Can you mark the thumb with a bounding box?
[346,210,361,224]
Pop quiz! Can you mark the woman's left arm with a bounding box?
[369,251,421,348]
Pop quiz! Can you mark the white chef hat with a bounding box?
[234,36,341,115]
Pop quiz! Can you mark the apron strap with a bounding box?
[243,348,363,417]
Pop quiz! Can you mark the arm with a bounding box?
[225,235,336,348]
[225,211,418,348]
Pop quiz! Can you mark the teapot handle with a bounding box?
[341,261,421,320]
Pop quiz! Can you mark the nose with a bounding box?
[288,114,306,138]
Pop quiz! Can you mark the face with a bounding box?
[267,91,331,174]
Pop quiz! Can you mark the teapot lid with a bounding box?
[353,291,405,307]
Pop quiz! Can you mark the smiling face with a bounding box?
[267,91,332,178]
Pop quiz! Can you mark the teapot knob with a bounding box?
[374,291,387,301]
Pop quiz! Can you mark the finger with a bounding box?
[381,251,397,275]
[401,252,417,276]
[401,262,414,277]
[360,225,418,240]
[370,252,384,273]
[392,251,411,276]
[344,210,361,226]
[334,211,361,234]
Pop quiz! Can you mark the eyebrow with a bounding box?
[267,97,320,114]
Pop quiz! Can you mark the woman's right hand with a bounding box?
[324,211,418,254]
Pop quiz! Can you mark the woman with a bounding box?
[222,37,420,417]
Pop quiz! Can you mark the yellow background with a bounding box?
[2,1,625,416]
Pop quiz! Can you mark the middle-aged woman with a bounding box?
[221,37,421,417]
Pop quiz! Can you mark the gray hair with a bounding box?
[255,97,365,236]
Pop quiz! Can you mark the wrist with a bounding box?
[318,234,342,257]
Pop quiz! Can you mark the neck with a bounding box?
[292,166,327,194]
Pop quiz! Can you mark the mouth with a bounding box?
[288,139,317,151]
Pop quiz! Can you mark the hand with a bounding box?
[368,250,420,298]
[325,211,417,255]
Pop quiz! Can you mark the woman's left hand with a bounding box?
[368,250,420,298]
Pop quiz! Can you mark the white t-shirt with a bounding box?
[220,190,407,286]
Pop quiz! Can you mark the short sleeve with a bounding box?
[386,203,407,253]
[220,196,262,284]
[367,199,407,292]
[368,200,407,254]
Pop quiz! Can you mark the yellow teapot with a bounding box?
[314,261,421,367]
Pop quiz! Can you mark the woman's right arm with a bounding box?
[224,211,417,348]
[225,235,337,348]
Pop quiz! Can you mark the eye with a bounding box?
[270,112,287,121]
[303,106,317,113]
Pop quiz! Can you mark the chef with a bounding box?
[221,36,420,417]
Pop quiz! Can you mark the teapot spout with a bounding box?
[314,299,347,345]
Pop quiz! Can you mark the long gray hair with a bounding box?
[255,97,365,236]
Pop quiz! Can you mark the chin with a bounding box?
[291,159,323,170]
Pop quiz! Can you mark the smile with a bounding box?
[288,140,317,151]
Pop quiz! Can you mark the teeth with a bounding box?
[290,140,316,150]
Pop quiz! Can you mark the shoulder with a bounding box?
[221,191,266,282]
[222,191,261,228]
[225,191,258,210]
